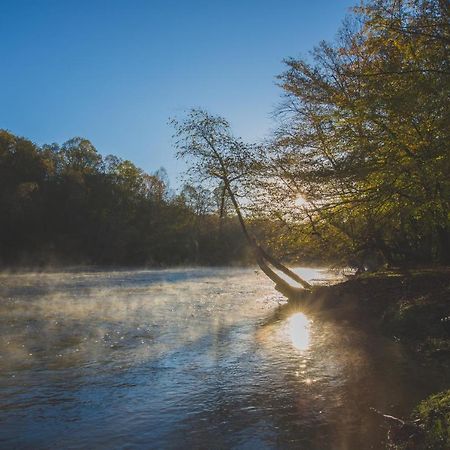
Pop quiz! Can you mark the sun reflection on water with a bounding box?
[287,312,311,351]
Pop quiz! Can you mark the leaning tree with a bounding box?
[172,108,312,297]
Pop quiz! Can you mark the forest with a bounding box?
[0,131,254,266]
[1,0,448,269]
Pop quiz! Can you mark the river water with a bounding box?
[0,268,448,449]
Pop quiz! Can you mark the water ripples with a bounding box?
[0,267,448,449]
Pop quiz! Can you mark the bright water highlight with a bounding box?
[0,268,447,449]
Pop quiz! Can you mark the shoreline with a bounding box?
[292,268,450,449]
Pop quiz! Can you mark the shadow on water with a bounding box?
[0,268,448,449]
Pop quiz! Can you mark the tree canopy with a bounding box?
[243,0,449,268]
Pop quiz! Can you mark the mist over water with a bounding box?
[0,268,448,449]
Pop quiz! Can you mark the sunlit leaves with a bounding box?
[262,0,449,266]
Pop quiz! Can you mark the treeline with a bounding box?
[2,0,448,270]
[0,131,252,267]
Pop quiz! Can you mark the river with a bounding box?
[0,268,448,449]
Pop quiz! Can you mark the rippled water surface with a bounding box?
[0,268,448,449]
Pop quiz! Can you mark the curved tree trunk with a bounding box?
[200,129,311,297]
[222,178,312,295]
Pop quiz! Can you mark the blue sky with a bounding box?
[0,0,352,185]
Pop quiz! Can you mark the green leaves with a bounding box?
[269,0,450,266]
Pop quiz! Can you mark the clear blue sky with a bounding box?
[0,0,352,185]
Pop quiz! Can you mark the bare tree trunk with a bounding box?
[222,178,312,295]
[256,245,312,290]
[201,132,311,297]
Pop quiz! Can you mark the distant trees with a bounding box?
[0,130,250,267]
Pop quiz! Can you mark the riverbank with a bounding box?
[299,268,450,449]
[308,268,450,355]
